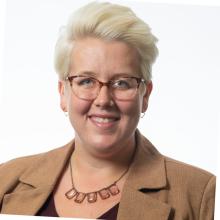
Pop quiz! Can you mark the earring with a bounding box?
[141,112,145,118]
[61,106,68,117]
[64,111,68,117]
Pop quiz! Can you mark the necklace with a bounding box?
[65,159,131,204]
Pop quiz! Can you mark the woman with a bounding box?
[0,2,215,220]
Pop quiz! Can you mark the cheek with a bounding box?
[68,97,91,117]
[117,99,142,119]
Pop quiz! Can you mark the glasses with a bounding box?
[65,75,146,101]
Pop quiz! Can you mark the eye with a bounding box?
[113,79,132,90]
[74,77,96,88]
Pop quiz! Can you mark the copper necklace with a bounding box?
[65,159,130,204]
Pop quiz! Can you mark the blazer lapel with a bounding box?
[117,131,172,220]
[1,186,53,215]
[1,140,74,215]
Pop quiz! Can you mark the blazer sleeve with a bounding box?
[199,175,216,220]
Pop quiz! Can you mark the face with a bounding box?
[59,37,152,157]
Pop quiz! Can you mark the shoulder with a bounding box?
[164,156,215,184]
[0,143,71,180]
[138,131,215,185]
[164,155,216,192]
[0,154,42,178]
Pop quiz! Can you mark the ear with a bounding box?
[142,81,153,113]
[58,80,67,112]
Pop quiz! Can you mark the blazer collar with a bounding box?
[126,130,167,190]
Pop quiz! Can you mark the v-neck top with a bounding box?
[36,193,119,219]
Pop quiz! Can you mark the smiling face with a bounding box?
[59,37,152,157]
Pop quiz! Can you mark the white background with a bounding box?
[0,0,219,219]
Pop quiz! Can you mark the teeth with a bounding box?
[92,117,116,123]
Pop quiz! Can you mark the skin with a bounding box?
[55,37,153,218]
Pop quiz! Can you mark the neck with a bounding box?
[70,135,136,190]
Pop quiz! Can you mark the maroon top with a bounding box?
[36,193,119,220]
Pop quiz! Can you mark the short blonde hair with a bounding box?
[54,1,158,81]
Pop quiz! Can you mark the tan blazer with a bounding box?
[0,130,215,219]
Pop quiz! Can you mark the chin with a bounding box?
[89,131,133,155]
[91,136,117,148]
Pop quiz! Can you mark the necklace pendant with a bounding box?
[65,188,77,199]
[98,188,111,200]
[87,192,97,203]
[109,183,120,195]
[74,192,86,203]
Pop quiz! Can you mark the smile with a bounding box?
[88,115,120,128]
[92,117,117,123]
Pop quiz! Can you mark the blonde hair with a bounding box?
[54,1,158,81]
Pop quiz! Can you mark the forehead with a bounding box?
[69,37,140,78]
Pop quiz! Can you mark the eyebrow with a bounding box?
[75,71,98,77]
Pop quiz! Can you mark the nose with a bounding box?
[93,85,114,107]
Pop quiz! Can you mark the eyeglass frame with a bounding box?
[65,75,147,101]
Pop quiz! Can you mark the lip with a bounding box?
[88,114,120,129]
